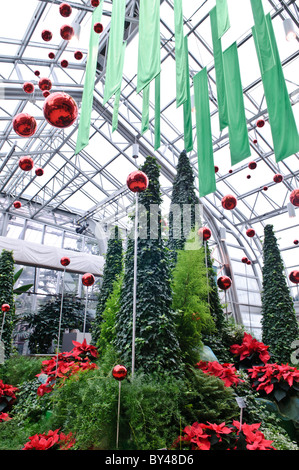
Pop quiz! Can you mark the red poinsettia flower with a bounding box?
[0,380,18,400]
[195,361,243,387]
[22,429,75,450]
[37,383,53,397]
[182,422,211,450]
[0,412,12,422]
[69,339,99,359]
[230,332,270,364]
[232,421,275,450]
[204,422,232,441]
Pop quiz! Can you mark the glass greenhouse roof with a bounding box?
[0,0,298,337]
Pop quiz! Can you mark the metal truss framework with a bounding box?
[0,0,298,334]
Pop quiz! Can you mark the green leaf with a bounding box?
[13,284,34,295]
[13,268,23,283]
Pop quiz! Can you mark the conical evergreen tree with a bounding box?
[168,150,199,263]
[0,250,15,358]
[92,225,123,346]
[115,156,182,375]
[261,224,298,363]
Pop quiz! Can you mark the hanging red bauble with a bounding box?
[256,118,265,128]
[19,157,34,171]
[198,226,211,241]
[290,189,299,207]
[241,256,248,263]
[34,70,40,77]
[61,59,69,68]
[214,165,219,173]
[248,161,257,170]
[294,240,298,245]
[74,50,83,60]
[126,171,149,193]
[48,52,55,59]
[13,201,21,209]
[253,139,257,144]
[41,30,52,42]
[246,228,255,238]
[247,260,252,265]
[35,168,44,176]
[289,270,299,284]
[60,24,74,41]
[263,186,268,191]
[82,273,95,286]
[59,3,72,17]
[247,175,251,179]
[273,174,283,183]
[91,0,100,7]
[60,256,70,267]
[43,90,50,98]
[228,169,233,174]
[38,77,52,92]
[217,276,232,290]
[1,304,10,312]
[13,113,37,137]
[112,365,127,381]
[43,92,78,128]
[23,82,35,94]
[93,22,103,34]
[221,194,237,210]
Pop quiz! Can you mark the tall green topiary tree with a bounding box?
[0,250,15,358]
[261,224,299,363]
[92,225,123,346]
[168,150,199,263]
[115,155,182,375]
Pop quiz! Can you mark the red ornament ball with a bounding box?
[247,260,252,265]
[91,0,100,6]
[1,304,10,312]
[43,90,50,98]
[246,228,255,238]
[19,157,34,172]
[60,24,74,41]
[43,92,78,128]
[214,165,219,173]
[13,113,37,137]
[294,240,299,245]
[241,257,248,263]
[198,227,212,241]
[93,22,103,34]
[256,118,265,128]
[61,59,69,68]
[253,139,258,144]
[13,201,21,209]
[41,30,53,42]
[74,50,83,60]
[263,186,268,191]
[228,169,233,174]
[273,174,283,183]
[38,77,52,92]
[112,365,127,381]
[290,189,299,207]
[217,276,232,291]
[82,273,95,287]
[34,70,40,77]
[60,256,70,267]
[35,168,44,176]
[221,194,237,210]
[59,3,72,17]
[248,161,257,170]
[289,270,299,284]
[23,82,35,94]
[48,52,55,59]
[126,171,149,193]
[247,175,251,179]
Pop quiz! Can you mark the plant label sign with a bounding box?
[235,396,246,409]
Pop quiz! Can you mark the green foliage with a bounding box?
[0,354,43,386]
[115,156,182,375]
[24,294,90,354]
[13,268,34,296]
[92,226,123,345]
[0,250,15,358]
[171,233,215,365]
[261,225,299,363]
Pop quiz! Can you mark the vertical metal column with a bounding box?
[131,191,139,379]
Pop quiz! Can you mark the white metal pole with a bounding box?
[116,381,121,449]
[132,191,139,379]
[0,312,6,343]
[55,267,66,379]
[83,286,89,339]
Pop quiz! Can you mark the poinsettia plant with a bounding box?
[230,332,271,369]
[247,363,299,403]
[0,412,12,422]
[22,429,75,450]
[36,339,99,396]
[194,361,243,387]
[172,420,276,451]
[0,380,18,412]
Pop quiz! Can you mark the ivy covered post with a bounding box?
[261,224,299,363]
[115,156,182,375]
[0,250,16,358]
[168,150,199,264]
[92,226,123,346]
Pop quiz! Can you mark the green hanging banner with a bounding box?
[75,2,103,155]
[210,7,229,131]
[103,0,126,105]
[216,0,230,38]
[137,0,161,94]
[111,41,127,133]
[193,68,216,198]
[250,0,275,74]
[154,73,161,150]
[141,83,150,135]
[183,35,193,152]
[223,42,251,166]
[173,0,187,108]
[253,15,299,162]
